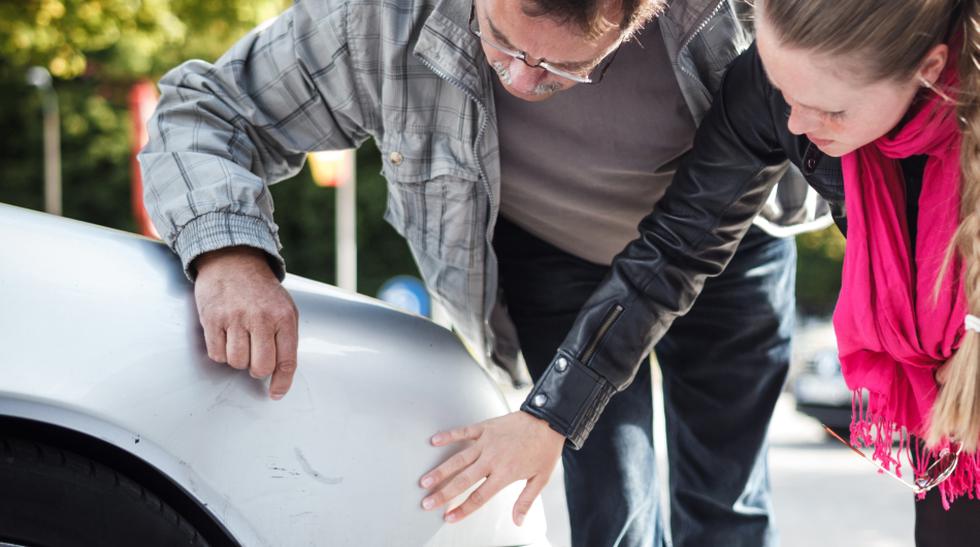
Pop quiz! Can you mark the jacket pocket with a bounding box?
[380,134,485,271]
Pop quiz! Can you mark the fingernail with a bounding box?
[422,498,435,510]
[271,392,284,401]
[516,513,525,526]
[431,434,443,444]
[421,476,434,488]
[445,512,458,523]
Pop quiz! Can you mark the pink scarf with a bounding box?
[833,58,973,507]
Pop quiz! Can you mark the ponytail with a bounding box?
[928,1,980,451]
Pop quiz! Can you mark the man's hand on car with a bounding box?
[193,246,299,399]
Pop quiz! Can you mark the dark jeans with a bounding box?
[915,486,980,546]
[494,216,795,547]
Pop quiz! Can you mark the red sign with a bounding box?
[129,80,160,239]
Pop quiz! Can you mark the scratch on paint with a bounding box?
[206,378,249,413]
[268,465,301,477]
[294,447,343,485]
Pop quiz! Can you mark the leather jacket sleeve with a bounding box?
[520,44,838,449]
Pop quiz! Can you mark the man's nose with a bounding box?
[508,58,548,93]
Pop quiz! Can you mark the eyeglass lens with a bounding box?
[468,2,618,84]
[914,447,961,490]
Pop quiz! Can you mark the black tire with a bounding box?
[0,437,209,547]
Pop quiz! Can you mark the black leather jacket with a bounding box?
[521,43,846,449]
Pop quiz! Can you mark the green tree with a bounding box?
[796,226,845,316]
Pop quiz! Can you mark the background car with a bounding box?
[793,348,852,436]
[790,319,856,437]
[0,203,548,546]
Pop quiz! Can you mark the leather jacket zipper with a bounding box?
[676,0,726,97]
[578,304,625,364]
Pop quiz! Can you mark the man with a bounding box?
[140,0,827,545]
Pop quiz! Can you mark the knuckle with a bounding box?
[209,304,235,320]
[252,309,275,327]
[454,473,476,492]
[468,489,485,506]
[449,452,467,468]
[276,360,297,374]
[198,307,220,324]
[271,306,296,324]
[215,312,236,327]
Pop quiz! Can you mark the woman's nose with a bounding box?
[786,104,821,136]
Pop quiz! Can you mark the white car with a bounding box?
[0,203,548,546]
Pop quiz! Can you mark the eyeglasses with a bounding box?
[823,425,963,495]
[468,3,621,84]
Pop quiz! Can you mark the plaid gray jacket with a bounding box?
[140,0,828,374]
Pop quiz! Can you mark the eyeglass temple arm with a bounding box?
[822,425,925,494]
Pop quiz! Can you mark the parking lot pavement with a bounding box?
[768,395,914,547]
[502,378,914,547]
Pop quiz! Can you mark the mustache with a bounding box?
[492,62,563,96]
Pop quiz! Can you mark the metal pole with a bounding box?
[27,67,61,216]
[336,150,357,292]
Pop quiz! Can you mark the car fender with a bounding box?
[0,204,548,546]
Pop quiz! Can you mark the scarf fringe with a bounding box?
[850,389,980,509]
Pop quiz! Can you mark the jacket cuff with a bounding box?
[173,211,285,281]
[520,350,616,450]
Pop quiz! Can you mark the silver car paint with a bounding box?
[0,204,548,546]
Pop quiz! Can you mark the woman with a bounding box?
[753,0,980,542]
[420,0,980,541]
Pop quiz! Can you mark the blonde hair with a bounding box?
[927,2,980,451]
[759,0,980,450]
[758,0,956,82]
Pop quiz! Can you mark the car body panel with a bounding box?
[0,204,547,546]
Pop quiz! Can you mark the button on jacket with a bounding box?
[139,0,827,383]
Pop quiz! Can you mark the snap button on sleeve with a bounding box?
[389,151,403,166]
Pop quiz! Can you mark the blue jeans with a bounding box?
[495,218,795,547]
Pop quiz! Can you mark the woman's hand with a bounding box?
[419,410,565,526]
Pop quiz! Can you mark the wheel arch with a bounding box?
[0,414,240,547]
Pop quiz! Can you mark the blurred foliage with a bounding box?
[796,225,845,316]
[0,0,418,295]
[0,0,845,309]
[0,0,286,79]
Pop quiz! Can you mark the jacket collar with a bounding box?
[659,0,728,46]
[414,0,488,99]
